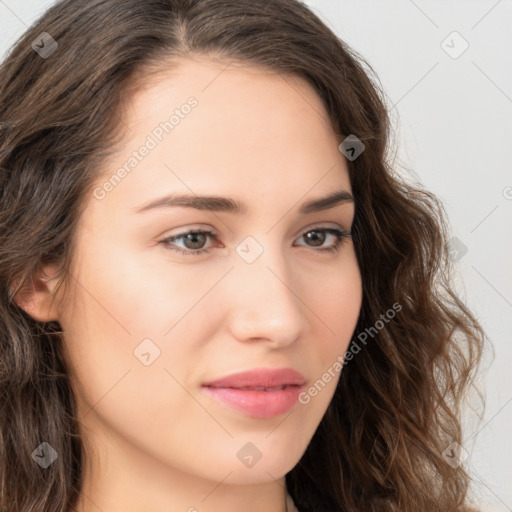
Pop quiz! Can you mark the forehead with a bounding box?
[128,56,332,128]
[125,56,341,154]
[92,56,351,216]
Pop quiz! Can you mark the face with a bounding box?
[51,57,362,509]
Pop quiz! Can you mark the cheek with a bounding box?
[297,250,362,401]
[308,250,362,354]
[65,236,218,338]
[58,240,221,408]
[58,247,212,472]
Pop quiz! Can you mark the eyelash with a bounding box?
[159,227,351,256]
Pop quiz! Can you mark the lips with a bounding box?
[201,368,306,419]
[202,367,306,390]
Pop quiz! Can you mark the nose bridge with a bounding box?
[227,235,309,344]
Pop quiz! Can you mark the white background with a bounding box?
[1,1,510,510]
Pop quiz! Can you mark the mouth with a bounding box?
[201,368,306,419]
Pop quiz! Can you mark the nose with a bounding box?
[226,243,309,348]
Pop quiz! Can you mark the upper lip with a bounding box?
[202,368,306,389]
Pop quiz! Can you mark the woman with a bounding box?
[0,1,485,511]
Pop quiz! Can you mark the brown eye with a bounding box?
[295,228,350,252]
[303,230,326,247]
[160,229,217,256]
[180,232,208,250]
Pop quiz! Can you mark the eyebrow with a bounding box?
[134,189,354,215]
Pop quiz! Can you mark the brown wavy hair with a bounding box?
[0,1,486,511]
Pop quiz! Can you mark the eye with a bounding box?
[294,227,351,253]
[159,229,219,256]
[159,226,351,256]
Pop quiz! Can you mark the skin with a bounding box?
[20,56,362,512]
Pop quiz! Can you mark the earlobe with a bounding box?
[11,264,63,322]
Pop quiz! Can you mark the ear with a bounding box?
[11,264,63,322]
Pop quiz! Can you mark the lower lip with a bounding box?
[202,385,303,419]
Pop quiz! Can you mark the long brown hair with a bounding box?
[0,1,485,511]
